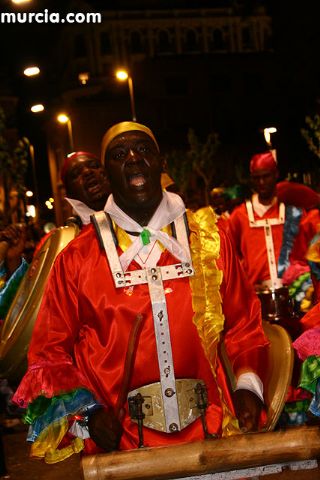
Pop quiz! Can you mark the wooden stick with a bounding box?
[81,426,320,480]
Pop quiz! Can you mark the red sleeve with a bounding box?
[13,244,91,407]
[228,206,244,260]
[217,229,269,381]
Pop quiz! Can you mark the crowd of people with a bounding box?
[0,121,319,476]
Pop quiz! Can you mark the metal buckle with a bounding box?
[128,379,207,433]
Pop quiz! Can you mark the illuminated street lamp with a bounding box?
[11,0,32,4]
[78,72,90,85]
[57,113,74,151]
[23,66,40,77]
[263,127,277,147]
[21,138,40,216]
[115,69,137,121]
[30,104,44,113]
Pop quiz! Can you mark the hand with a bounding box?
[233,389,263,433]
[2,225,27,275]
[0,224,26,257]
[88,407,123,452]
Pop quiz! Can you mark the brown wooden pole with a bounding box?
[81,426,320,480]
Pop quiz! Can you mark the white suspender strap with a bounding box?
[91,211,125,286]
[264,221,279,288]
[91,211,195,432]
[146,266,181,432]
[245,201,285,287]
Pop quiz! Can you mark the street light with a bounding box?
[263,127,277,147]
[30,103,44,113]
[23,66,40,77]
[11,0,32,4]
[57,113,74,151]
[21,137,40,216]
[115,69,137,121]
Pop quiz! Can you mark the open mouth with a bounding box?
[128,173,147,188]
[85,178,102,195]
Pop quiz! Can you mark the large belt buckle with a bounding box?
[128,378,207,433]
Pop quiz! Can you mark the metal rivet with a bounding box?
[165,388,175,397]
[185,263,190,267]
[151,268,157,273]
[169,423,179,432]
[116,272,121,278]
[152,275,157,281]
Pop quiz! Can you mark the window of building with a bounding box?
[156,30,175,54]
[211,29,227,51]
[242,26,254,50]
[183,29,199,53]
[130,31,144,54]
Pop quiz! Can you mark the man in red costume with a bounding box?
[229,151,304,290]
[14,122,269,463]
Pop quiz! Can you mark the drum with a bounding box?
[0,223,79,383]
[256,286,300,339]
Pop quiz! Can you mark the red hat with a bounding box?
[250,151,277,173]
[60,151,99,186]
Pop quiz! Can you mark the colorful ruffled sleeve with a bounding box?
[0,257,28,319]
[293,328,320,418]
[13,248,101,463]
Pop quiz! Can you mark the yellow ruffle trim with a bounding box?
[188,207,240,436]
[31,417,84,464]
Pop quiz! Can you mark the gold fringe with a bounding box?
[188,207,240,436]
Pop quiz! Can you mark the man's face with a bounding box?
[251,168,278,201]
[65,155,110,210]
[105,131,163,216]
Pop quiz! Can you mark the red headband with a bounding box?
[250,151,277,173]
[60,151,99,185]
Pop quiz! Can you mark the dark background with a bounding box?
[1,0,320,217]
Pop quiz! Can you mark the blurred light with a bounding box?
[26,205,36,217]
[49,197,54,203]
[23,66,40,77]
[263,127,277,146]
[78,72,89,85]
[12,0,32,4]
[26,190,33,197]
[57,113,70,124]
[31,104,44,113]
[116,69,129,81]
[44,222,56,233]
